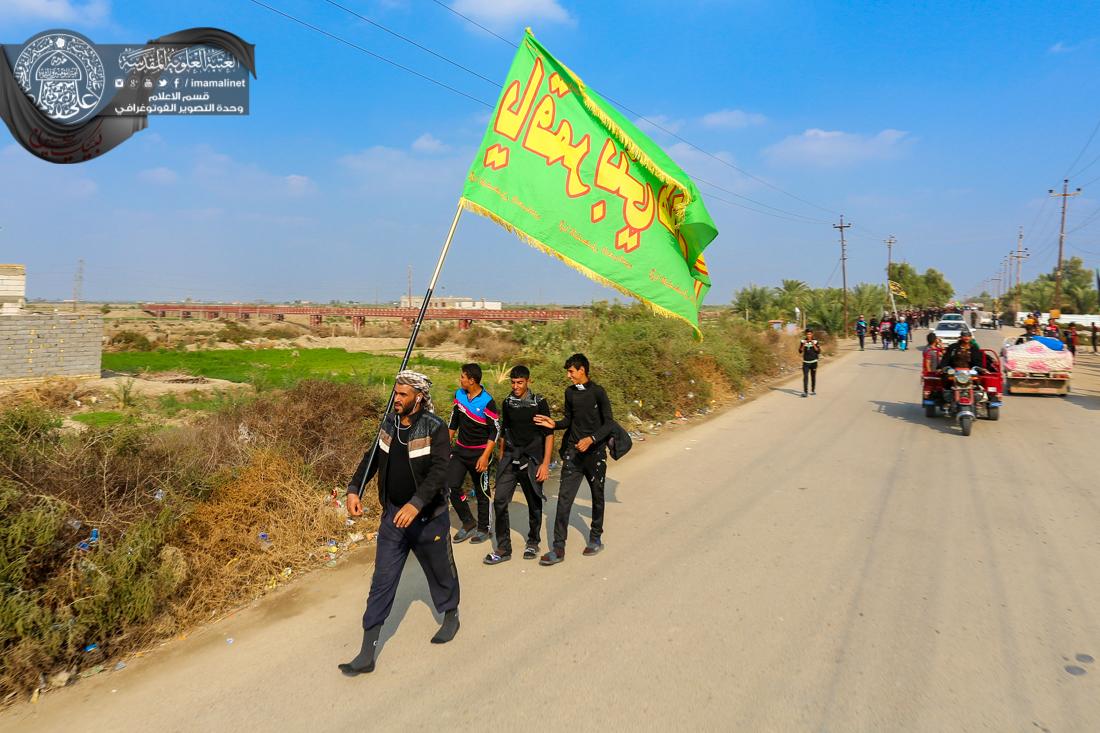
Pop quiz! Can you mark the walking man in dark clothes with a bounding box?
[341,371,460,676]
[799,328,820,397]
[533,353,613,565]
[483,365,554,565]
[1092,322,1098,353]
[855,315,868,351]
[446,363,499,544]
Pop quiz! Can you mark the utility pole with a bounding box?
[1049,179,1081,312]
[834,216,851,335]
[884,235,895,284]
[1011,226,1028,316]
[72,258,84,312]
[884,235,896,320]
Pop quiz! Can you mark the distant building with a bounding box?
[0,264,25,315]
[1,265,102,386]
[399,295,503,310]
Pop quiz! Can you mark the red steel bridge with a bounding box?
[142,303,575,328]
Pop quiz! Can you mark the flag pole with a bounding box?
[355,201,464,496]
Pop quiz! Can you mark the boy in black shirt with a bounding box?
[446,363,499,544]
[484,365,554,564]
[798,328,820,397]
[534,353,613,565]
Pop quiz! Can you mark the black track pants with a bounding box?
[802,362,817,393]
[446,446,490,532]
[552,447,607,552]
[493,454,544,554]
[362,504,459,630]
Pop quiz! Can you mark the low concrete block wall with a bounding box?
[0,314,102,385]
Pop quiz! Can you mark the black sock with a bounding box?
[431,609,460,644]
[338,625,381,675]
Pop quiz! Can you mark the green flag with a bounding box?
[461,29,718,334]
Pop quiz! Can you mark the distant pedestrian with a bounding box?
[855,315,867,350]
[533,353,613,565]
[880,319,893,349]
[869,317,879,344]
[1092,323,1098,353]
[447,363,499,545]
[484,365,553,565]
[341,371,460,676]
[1064,323,1079,356]
[894,318,910,351]
[798,328,820,397]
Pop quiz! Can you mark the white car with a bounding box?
[932,320,972,346]
[939,313,964,323]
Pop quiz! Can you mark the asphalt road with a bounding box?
[6,331,1100,732]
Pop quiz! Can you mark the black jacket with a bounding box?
[348,409,451,518]
[941,341,983,370]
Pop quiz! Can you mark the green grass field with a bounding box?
[101,348,466,402]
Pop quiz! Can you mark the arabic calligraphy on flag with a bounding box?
[460,29,718,334]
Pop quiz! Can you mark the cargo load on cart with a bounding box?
[1000,337,1073,395]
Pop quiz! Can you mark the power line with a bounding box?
[320,0,500,86]
[429,0,518,48]
[1066,114,1100,177]
[247,0,494,108]
[691,176,831,223]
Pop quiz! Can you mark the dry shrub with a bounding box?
[174,449,346,619]
[359,322,408,338]
[0,381,386,701]
[206,380,381,485]
[471,332,521,363]
[418,325,454,347]
[0,379,84,410]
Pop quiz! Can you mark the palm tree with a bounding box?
[773,279,810,321]
[851,283,887,319]
[1064,283,1098,314]
[733,284,774,321]
[805,290,844,334]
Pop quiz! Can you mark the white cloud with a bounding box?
[137,167,177,185]
[283,174,316,196]
[701,109,767,129]
[763,128,912,167]
[450,0,573,31]
[1048,38,1096,54]
[0,0,111,25]
[411,133,450,154]
[634,114,685,135]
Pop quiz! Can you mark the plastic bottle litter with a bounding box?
[89,528,99,544]
[153,489,165,502]
[258,532,273,551]
[83,643,98,652]
[114,661,127,671]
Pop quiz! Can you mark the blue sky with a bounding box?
[1,0,1099,304]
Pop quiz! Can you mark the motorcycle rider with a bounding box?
[941,331,983,376]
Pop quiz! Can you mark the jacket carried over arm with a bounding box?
[348,409,451,517]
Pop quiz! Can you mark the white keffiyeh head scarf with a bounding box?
[395,370,434,414]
